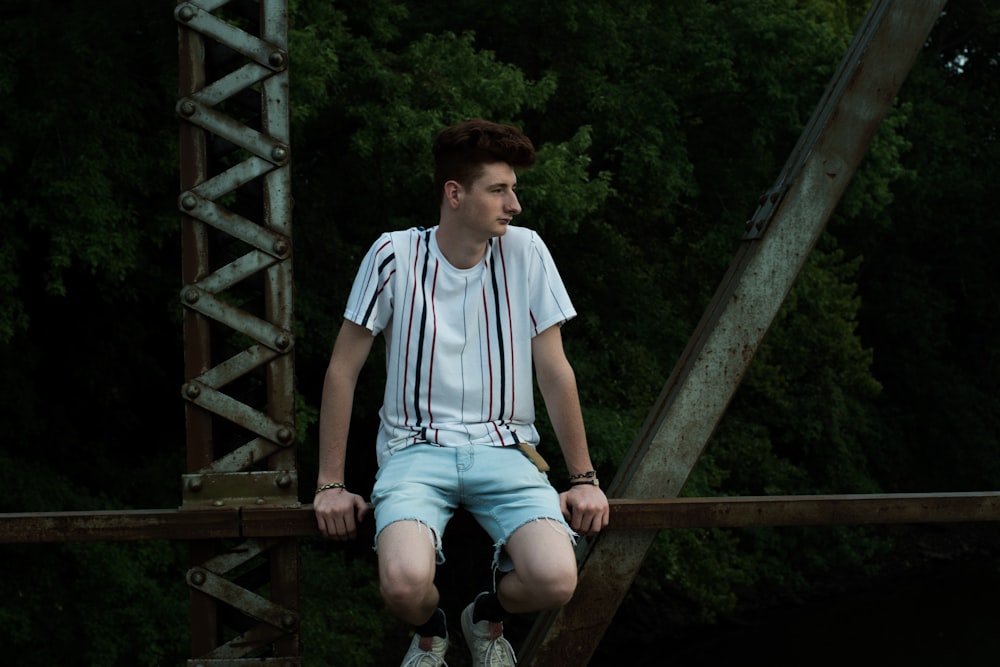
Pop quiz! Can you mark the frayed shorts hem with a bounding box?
[370,443,576,571]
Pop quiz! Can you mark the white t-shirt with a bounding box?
[343,225,576,466]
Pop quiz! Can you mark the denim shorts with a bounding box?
[370,443,575,571]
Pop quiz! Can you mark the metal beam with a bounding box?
[5,492,1000,543]
[519,1,949,664]
[176,1,298,663]
[0,509,238,543]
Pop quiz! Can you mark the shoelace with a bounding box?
[401,636,448,667]
[479,631,516,666]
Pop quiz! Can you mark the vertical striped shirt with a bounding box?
[343,225,576,466]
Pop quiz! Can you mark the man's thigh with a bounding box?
[377,519,438,585]
[371,444,459,564]
[503,518,577,582]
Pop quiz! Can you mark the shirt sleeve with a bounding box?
[527,230,577,335]
[343,233,396,336]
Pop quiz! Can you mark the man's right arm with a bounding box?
[314,319,375,539]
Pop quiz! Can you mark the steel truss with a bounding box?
[176,0,298,664]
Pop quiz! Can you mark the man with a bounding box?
[313,119,609,667]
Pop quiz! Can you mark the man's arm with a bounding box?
[314,319,375,539]
[532,324,610,536]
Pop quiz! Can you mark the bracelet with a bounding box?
[569,478,600,488]
[568,470,597,481]
[315,482,346,495]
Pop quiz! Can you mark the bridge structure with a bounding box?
[3,1,994,665]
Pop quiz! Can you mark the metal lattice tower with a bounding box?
[176,0,299,663]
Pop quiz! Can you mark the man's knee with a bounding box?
[528,563,577,608]
[377,521,438,610]
[379,564,434,609]
[503,518,579,608]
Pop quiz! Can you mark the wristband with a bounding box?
[569,478,600,488]
[568,470,597,481]
[315,482,346,495]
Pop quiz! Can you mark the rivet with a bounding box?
[180,192,197,210]
[276,473,293,489]
[177,5,196,22]
[183,288,200,304]
[178,100,197,117]
[274,333,291,350]
[770,191,781,203]
[271,145,288,162]
[212,500,224,507]
[255,497,266,505]
[275,425,294,444]
[268,51,286,68]
[282,613,296,629]
[184,383,201,399]
[187,477,203,493]
[272,239,288,256]
[189,570,206,586]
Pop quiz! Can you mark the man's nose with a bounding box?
[506,192,522,215]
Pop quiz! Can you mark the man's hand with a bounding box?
[313,488,370,540]
[559,484,610,537]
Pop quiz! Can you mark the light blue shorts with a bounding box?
[371,443,575,572]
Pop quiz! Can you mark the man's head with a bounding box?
[433,119,536,207]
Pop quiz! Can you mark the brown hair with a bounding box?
[433,119,536,205]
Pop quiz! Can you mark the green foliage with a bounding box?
[645,528,751,623]
[300,544,397,666]
[0,1,177,329]
[0,452,188,666]
[720,244,882,495]
[834,0,1000,492]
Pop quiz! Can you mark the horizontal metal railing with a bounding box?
[4,492,998,544]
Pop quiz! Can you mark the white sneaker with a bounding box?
[400,633,449,667]
[461,598,517,666]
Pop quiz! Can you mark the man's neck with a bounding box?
[435,223,489,269]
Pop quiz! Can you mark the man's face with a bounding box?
[456,162,522,240]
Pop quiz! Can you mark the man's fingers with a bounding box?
[314,492,370,540]
[561,488,610,537]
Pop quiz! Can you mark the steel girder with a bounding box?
[176,1,299,664]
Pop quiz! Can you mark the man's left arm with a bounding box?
[532,324,610,536]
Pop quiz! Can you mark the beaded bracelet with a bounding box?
[315,482,347,495]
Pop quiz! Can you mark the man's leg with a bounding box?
[496,519,578,613]
[377,520,440,625]
[460,519,575,666]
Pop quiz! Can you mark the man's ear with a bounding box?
[444,180,462,209]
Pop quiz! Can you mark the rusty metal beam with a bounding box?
[244,493,1000,535]
[5,492,1000,543]
[0,509,238,543]
[519,1,950,664]
[176,0,298,663]
[604,493,1000,529]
